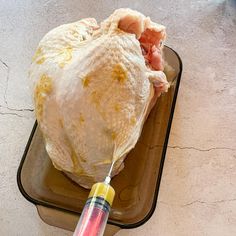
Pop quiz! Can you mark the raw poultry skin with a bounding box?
[29,9,169,188]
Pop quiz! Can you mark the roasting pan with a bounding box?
[17,46,182,235]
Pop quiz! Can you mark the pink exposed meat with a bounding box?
[139,29,164,71]
[118,15,165,71]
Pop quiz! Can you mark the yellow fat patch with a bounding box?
[34,74,53,121]
[130,116,137,126]
[112,64,127,83]
[79,113,85,124]
[82,75,91,88]
[114,103,121,112]
[111,131,117,140]
[71,149,84,174]
[36,57,46,65]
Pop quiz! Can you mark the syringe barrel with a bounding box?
[73,182,115,236]
[73,197,110,236]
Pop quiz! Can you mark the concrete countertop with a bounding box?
[0,0,236,235]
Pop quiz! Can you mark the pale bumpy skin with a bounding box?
[29,9,169,188]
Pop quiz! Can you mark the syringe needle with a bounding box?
[107,161,115,177]
[104,161,115,184]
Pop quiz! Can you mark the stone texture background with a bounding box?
[0,0,235,235]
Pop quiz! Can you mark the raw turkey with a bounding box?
[29,8,169,188]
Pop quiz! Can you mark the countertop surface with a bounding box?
[0,0,236,235]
